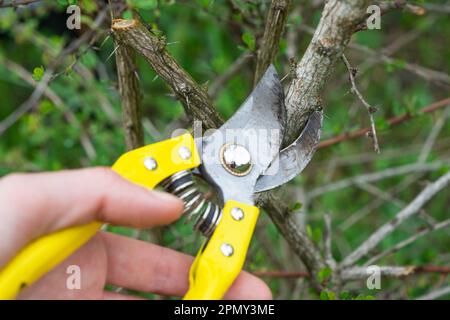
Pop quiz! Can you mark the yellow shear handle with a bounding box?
[184,200,259,300]
[0,133,199,300]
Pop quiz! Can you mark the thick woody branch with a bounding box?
[115,44,144,150]
[209,53,253,99]
[284,0,371,145]
[111,19,223,130]
[110,1,144,150]
[259,193,326,291]
[254,0,291,85]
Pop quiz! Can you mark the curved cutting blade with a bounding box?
[254,110,323,193]
[198,65,286,204]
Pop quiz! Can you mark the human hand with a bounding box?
[0,168,272,300]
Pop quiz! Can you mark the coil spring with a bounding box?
[159,170,222,237]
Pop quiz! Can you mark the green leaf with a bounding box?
[385,58,406,73]
[242,32,256,51]
[38,100,54,115]
[438,165,450,175]
[123,10,134,20]
[327,291,336,300]
[32,66,45,81]
[340,291,351,300]
[319,290,335,300]
[375,117,389,131]
[318,267,332,283]
[312,226,323,244]
[320,290,329,300]
[289,202,302,212]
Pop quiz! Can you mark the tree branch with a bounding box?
[110,2,144,150]
[318,97,450,149]
[417,286,450,300]
[114,33,144,150]
[307,161,448,199]
[111,19,223,130]
[283,0,371,145]
[254,264,450,280]
[342,54,380,153]
[342,171,450,268]
[254,0,291,85]
[259,193,326,291]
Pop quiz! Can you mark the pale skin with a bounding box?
[0,168,272,300]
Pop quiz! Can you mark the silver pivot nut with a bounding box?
[220,143,252,176]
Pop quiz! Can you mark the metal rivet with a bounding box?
[220,243,234,257]
[178,146,192,160]
[144,157,157,171]
[230,207,244,221]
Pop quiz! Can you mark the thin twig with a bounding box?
[208,53,253,99]
[365,219,450,266]
[341,171,450,268]
[0,9,107,136]
[0,0,40,8]
[307,161,448,199]
[2,58,96,160]
[416,286,450,300]
[318,97,450,149]
[323,213,336,268]
[342,54,380,153]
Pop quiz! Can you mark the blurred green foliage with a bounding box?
[0,0,449,299]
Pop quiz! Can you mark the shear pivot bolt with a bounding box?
[178,146,192,160]
[220,243,234,257]
[220,143,252,176]
[231,207,244,221]
[144,157,157,171]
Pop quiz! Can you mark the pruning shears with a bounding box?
[0,65,322,300]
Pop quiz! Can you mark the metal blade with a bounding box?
[254,110,323,193]
[198,64,286,204]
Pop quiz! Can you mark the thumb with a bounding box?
[0,168,183,265]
